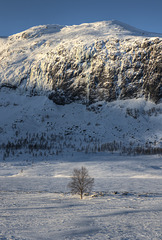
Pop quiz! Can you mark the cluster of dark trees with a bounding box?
[0,131,161,161]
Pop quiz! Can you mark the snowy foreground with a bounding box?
[0,154,162,240]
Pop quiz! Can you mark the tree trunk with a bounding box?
[80,190,83,199]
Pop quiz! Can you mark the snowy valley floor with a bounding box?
[0,154,162,240]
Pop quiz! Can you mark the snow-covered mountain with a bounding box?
[0,21,161,159]
[0,20,161,104]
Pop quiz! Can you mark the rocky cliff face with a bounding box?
[48,37,162,104]
[0,21,161,104]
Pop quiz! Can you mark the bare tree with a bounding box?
[68,166,94,199]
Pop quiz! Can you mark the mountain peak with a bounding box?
[10,20,162,40]
[0,20,161,105]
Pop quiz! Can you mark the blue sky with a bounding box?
[0,0,162,36]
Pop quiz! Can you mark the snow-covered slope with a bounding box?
[0,88,161,160]
[0,20,161,104]
[0,21,162,159]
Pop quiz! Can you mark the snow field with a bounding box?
[0,155,162,240]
